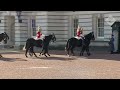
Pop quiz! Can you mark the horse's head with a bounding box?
[51,33,56,42]
[2,32,9,44]
[91,32,95,40]
[85,31,95,41]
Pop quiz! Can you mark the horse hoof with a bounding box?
[67,54,70,57]
[71,54,75,56]
[45,55,48,57]
[0,56,3,58]
[29,55,33,57]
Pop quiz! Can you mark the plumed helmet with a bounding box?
[37,25,42,32]
[77,25,81,32]
[81,27,83,31]
[78,25,80,29]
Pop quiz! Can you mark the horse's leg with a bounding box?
[39,47,44,56]
[42,50,47,57]
[86,46,91,56]
[25,47,29,58]
[66,47,70,57]
[43,48,48,57]
[65,45,71,56]
[29,47,33,57]
[70,46,75,56]
[0,54,3,58]
[31,47,38,58]
[47,53,50,56]
[44,54,48,57]
[80,46,86,56]
[46,47,50,56]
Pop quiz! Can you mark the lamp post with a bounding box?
[16,11,22,23]
[0,12,3,23]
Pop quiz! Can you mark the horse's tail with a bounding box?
[23,44,26,51]
[23,39,29,50]
[23,42,27,51]
[65,39,70,51]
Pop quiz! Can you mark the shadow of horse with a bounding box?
[83,52,120,61]
[38,56,76,61]
[0,57,27,62]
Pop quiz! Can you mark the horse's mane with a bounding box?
[0,33,4,38]
[44,34,52,38]
[84,32,93,37]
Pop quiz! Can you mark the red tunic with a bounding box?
[36,32,42,38]
[77,31,82,37]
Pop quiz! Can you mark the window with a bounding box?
[92,14,104,39]
[73,18,79,36]
[97,14,104,38]
[19,19,22,23]
[31,19,36,36]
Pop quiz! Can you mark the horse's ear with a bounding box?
[51,33,54,35]
[91,31,94,34]
[4,32,9,40]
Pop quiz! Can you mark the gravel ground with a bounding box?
[0,50,120,79]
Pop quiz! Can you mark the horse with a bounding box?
[25,33,56,58]
[65,32,95,56]
[0,32,9,58]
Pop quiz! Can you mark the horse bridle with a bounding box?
[91,32,95,40]
[4,32,9,40]
[51,33,56,42]
[2,32,9,44]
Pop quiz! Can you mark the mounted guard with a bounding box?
[75,25,85,45]
[34,26,45,40]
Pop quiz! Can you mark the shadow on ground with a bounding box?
[39,56,75,61]
[85,53,120,61]
[47,50,120,61]
[0,57,27,62]
[27,55,76,61]
[1,52,23,54]
[1,49,120,62]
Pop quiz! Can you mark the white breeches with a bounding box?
[75,36,82,40]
